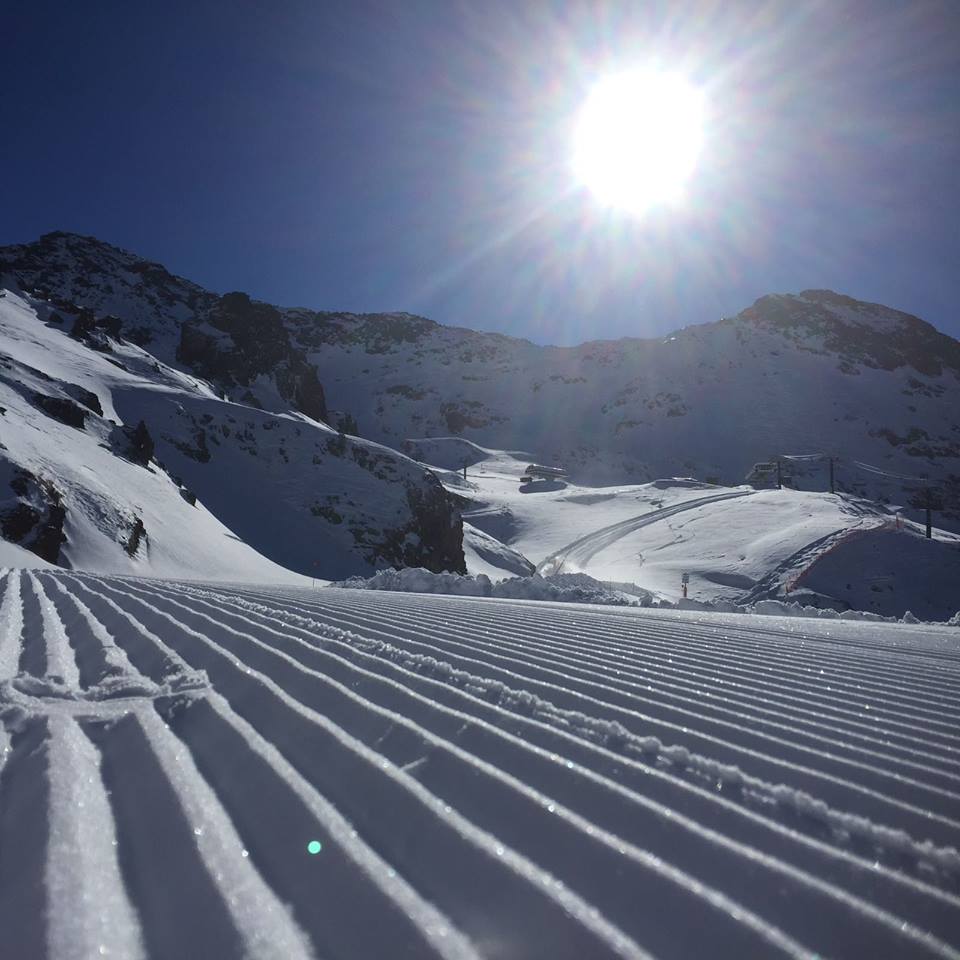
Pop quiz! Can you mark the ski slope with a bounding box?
[1,568,959,958]
[432,444,960,618]
[536,489,754,577]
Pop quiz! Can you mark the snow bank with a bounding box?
[667,596,960,626]
[329,568,646,606]
[331,567,958,624]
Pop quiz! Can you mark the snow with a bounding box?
[0,290,462,582]
[331,568,645,605]
[0,538,56,570]
[1,569,958,958]
[3,236,960,955]
[276,281,960,540]
[433,447,960,619]
[461,523,534,580]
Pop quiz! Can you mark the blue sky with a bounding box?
[3,0,959,344]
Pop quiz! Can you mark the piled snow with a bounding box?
[331,565,959,626]
[667,595,960,626]
[798,526,960,621]
[330,568,647,606]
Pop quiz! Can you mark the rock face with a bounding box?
[742,290,960,377]
[138,396,465,578]
[178,292,328,422]
[0,467,67,563]
[0,234,327,422]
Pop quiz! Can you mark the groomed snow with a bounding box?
[433,446,960,618]
[1,568,959,958]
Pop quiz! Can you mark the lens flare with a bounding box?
[573,70,705,215]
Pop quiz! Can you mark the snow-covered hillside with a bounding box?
[1,569,958,958]
[420,443,960,619]
[291,289,960,530]
[3,232,958,535]
[2,232,960,956]
[0,287,464,580]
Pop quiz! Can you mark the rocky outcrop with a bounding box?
[403,478,466,573]
[0,468,67,564]
[177,291,328,422]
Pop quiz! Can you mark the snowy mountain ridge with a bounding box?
[0,283,465,580]
[13,232,954,513]
[2,236,960,958]
[1,230,959,582]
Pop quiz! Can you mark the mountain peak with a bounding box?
[736,289,959,377]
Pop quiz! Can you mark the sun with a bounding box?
[573,69,705,215]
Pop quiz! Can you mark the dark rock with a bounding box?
[403,477,466,573]
[109,421,156,466]
[177,291,328,422]
[0,469,67,563]
[32,393,87,429]
[130,420,155,465]
[63,384,103,416]
[125,516,146,556]
[0,503,40,542]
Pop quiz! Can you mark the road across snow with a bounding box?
[1,569,959,958]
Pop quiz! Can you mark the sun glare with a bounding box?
[573,70,705,215]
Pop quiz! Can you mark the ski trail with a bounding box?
[41,577,476,959]
[264,591,960,845]
[317,587,960,739]
[128,707,317,960]
[80,576,647,960]
[342,592,960,713]
[6,572,959,957]
[28,572,81,689]
[220,583,960,742]
[17,571,47,679]
[141,580,960,956]
[536,489,753,576]
[0,716,50,958]
[62,575,203,688]
[84,710,252,959]
[40,574,141,690]
[110,586,952,952]
[303,593,960,788]
[390,600,960,768]
[0,570,24,679]
[170,584,960,877]
[46,713,146,960]
[161,693,481,960]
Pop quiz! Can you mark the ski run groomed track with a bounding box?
[1,570,959,959]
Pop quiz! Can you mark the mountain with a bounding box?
[1,231,958,582]
[297,288,960,523]
[0,236,465,579]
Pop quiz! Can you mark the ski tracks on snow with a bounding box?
[535,489,754,577]
[0,568,959,958]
